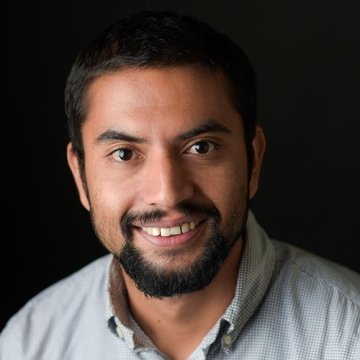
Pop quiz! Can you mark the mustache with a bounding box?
[120,201,221,239]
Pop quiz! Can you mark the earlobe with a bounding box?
[66,143,91,211]
[249,126,266,199]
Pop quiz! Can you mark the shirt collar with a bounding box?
[219,211,276,348]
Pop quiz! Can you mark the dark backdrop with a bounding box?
[3,0,360,330]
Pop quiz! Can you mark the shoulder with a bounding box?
[0,255,113,359]
[247,212,360,304]
[268,240,360,354]
[15,254,112,316]
[241,237,360,357]
[272,239,360,303]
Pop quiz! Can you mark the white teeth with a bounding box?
[181,223,189,233]
[170,226,182,235]
[142,221,198,237]
[152,227,160,236]
[160,228,171,237]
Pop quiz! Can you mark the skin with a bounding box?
[67,66,266,359]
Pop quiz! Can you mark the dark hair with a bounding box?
[65,10,257,167]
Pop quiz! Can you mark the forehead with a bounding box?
[83,66,243,137]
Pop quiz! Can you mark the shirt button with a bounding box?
[223,335,232,346]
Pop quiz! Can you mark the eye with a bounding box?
[112,148,134,161]
[187,141,216,155]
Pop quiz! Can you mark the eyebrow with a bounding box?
[95,119,231,145]
[176,119,232,141]
[96,130,145,144]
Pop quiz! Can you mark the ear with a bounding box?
[66,143,90,211]
[249,126,266,199]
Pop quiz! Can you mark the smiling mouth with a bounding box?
[140,221,199,237]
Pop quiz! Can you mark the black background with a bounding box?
[3,0,360,330]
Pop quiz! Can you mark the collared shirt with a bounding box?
[1,212,359,359]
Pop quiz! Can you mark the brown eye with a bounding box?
[188,141,215,155]
[113,148,134,161]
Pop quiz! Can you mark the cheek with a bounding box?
[85,157,135,213]
[89,194,127,255]
[84,169,135,254]
[206,162,248,223]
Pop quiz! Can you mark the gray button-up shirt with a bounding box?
[1,212,359,359]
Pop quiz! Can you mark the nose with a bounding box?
[140,151,194,208]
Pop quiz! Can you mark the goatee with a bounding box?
[116,202,247,298]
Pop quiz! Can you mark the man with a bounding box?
[1,10,359,360]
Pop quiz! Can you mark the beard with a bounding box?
[113,200,248,299]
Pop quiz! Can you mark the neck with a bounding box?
[110,239,243,360]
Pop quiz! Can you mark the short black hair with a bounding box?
[65,10,257,167]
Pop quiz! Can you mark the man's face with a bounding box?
[68,66,265,297]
